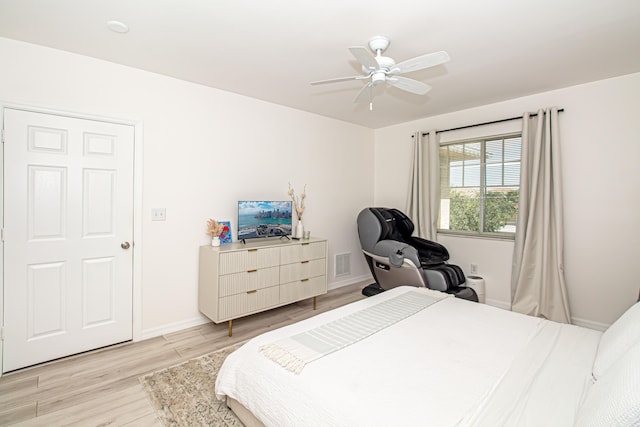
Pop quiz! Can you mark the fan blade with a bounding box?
[349,46,379,70]
[387,76,432,95]
[353,82,373,103]
[311,75,368,85]
[393,51,450,75]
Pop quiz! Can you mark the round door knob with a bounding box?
[121,241,131,249]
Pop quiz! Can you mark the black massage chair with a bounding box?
[357,207,478,302]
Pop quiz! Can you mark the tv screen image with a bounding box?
[237,201,292,240]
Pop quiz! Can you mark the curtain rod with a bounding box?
[420,108,565,137]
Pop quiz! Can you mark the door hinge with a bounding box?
[1,128,5,143]
[1,327,4,341]
[0,228,4,242]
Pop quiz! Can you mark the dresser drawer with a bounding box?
[219,266,280,297]
[219,247,280,274]
[218,286,280,320]
[280,241,326,264]
[279,259,326,284]
[279,276,326,305]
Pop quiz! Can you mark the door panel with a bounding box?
[83,168,116,236]
[82,256,116,327]
[28,261,66,338]
[3,108,134,372]
[29,165,67,240]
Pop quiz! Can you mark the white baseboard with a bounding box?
[571,317,609,331]
[140,315,211,341]
[481,300,609,331]
[485,298,512,311]
[328,274,373,291]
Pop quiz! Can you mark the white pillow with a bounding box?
[593,301,640,379]
[575,343,640,427]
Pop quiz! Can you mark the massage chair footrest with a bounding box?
[445,286,479,302]
[423,264,466,293]
[362,283,385,297]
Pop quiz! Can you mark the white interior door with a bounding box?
[2,108,134,372]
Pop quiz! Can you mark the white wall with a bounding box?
[3,35,638,337]
[0,37,374,336]
[374,72,640,328]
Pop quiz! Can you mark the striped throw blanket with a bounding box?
[260,289,447,374]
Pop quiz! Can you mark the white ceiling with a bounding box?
[1,0,639,129]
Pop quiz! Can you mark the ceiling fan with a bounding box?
[311,35,450,109]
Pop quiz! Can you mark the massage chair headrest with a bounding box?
[387,208,415,238]
[357,208,383,252]
[358,208,410,251]
[359,207,417,241]
[368,208,416,241]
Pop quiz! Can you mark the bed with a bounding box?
[215,286,640,427]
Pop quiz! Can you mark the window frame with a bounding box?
[437,132,522,240]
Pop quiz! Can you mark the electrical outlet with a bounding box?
[470,263,479,274]
[151,208,166,221]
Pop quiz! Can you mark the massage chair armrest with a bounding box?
[410,236,450,263]
[372,240,421,268]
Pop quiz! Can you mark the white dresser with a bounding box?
[198,237,328,335]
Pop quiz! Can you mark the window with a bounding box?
[438,134,521,237]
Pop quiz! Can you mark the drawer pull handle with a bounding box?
[247,289,257,294]
[301,278,309,282]
[248,248,258,252]
[302,243,310,246]
[301,260,309,264]
[247,269,257,273]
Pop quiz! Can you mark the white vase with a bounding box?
[211,236,221,247]
[295,221,304,239]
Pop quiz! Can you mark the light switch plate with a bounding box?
[152,208,166,221]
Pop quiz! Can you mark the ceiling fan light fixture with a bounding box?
[371,72,386,85]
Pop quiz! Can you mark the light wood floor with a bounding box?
[0,282,369,426]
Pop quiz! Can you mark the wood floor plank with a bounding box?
[120,412,163,427]
[12,384,152,426]
[35,348,186,416]
[163,324,211,343]
[0,281,367,426]
[173,336,247,361]
[35,336,173,386]
[0,401,37,426]
[0,376,38,405]
[1,346,183,413]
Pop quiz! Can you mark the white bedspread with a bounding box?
[215,286,601,427]
[261,289,446,373]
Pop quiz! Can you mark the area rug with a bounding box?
[140,343,245,426]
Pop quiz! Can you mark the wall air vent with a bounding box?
[335,252,351,277]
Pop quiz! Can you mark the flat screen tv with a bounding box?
[237,200,292,241]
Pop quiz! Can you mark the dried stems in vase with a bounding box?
[206,219,224,237]
[287,183,306,221]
